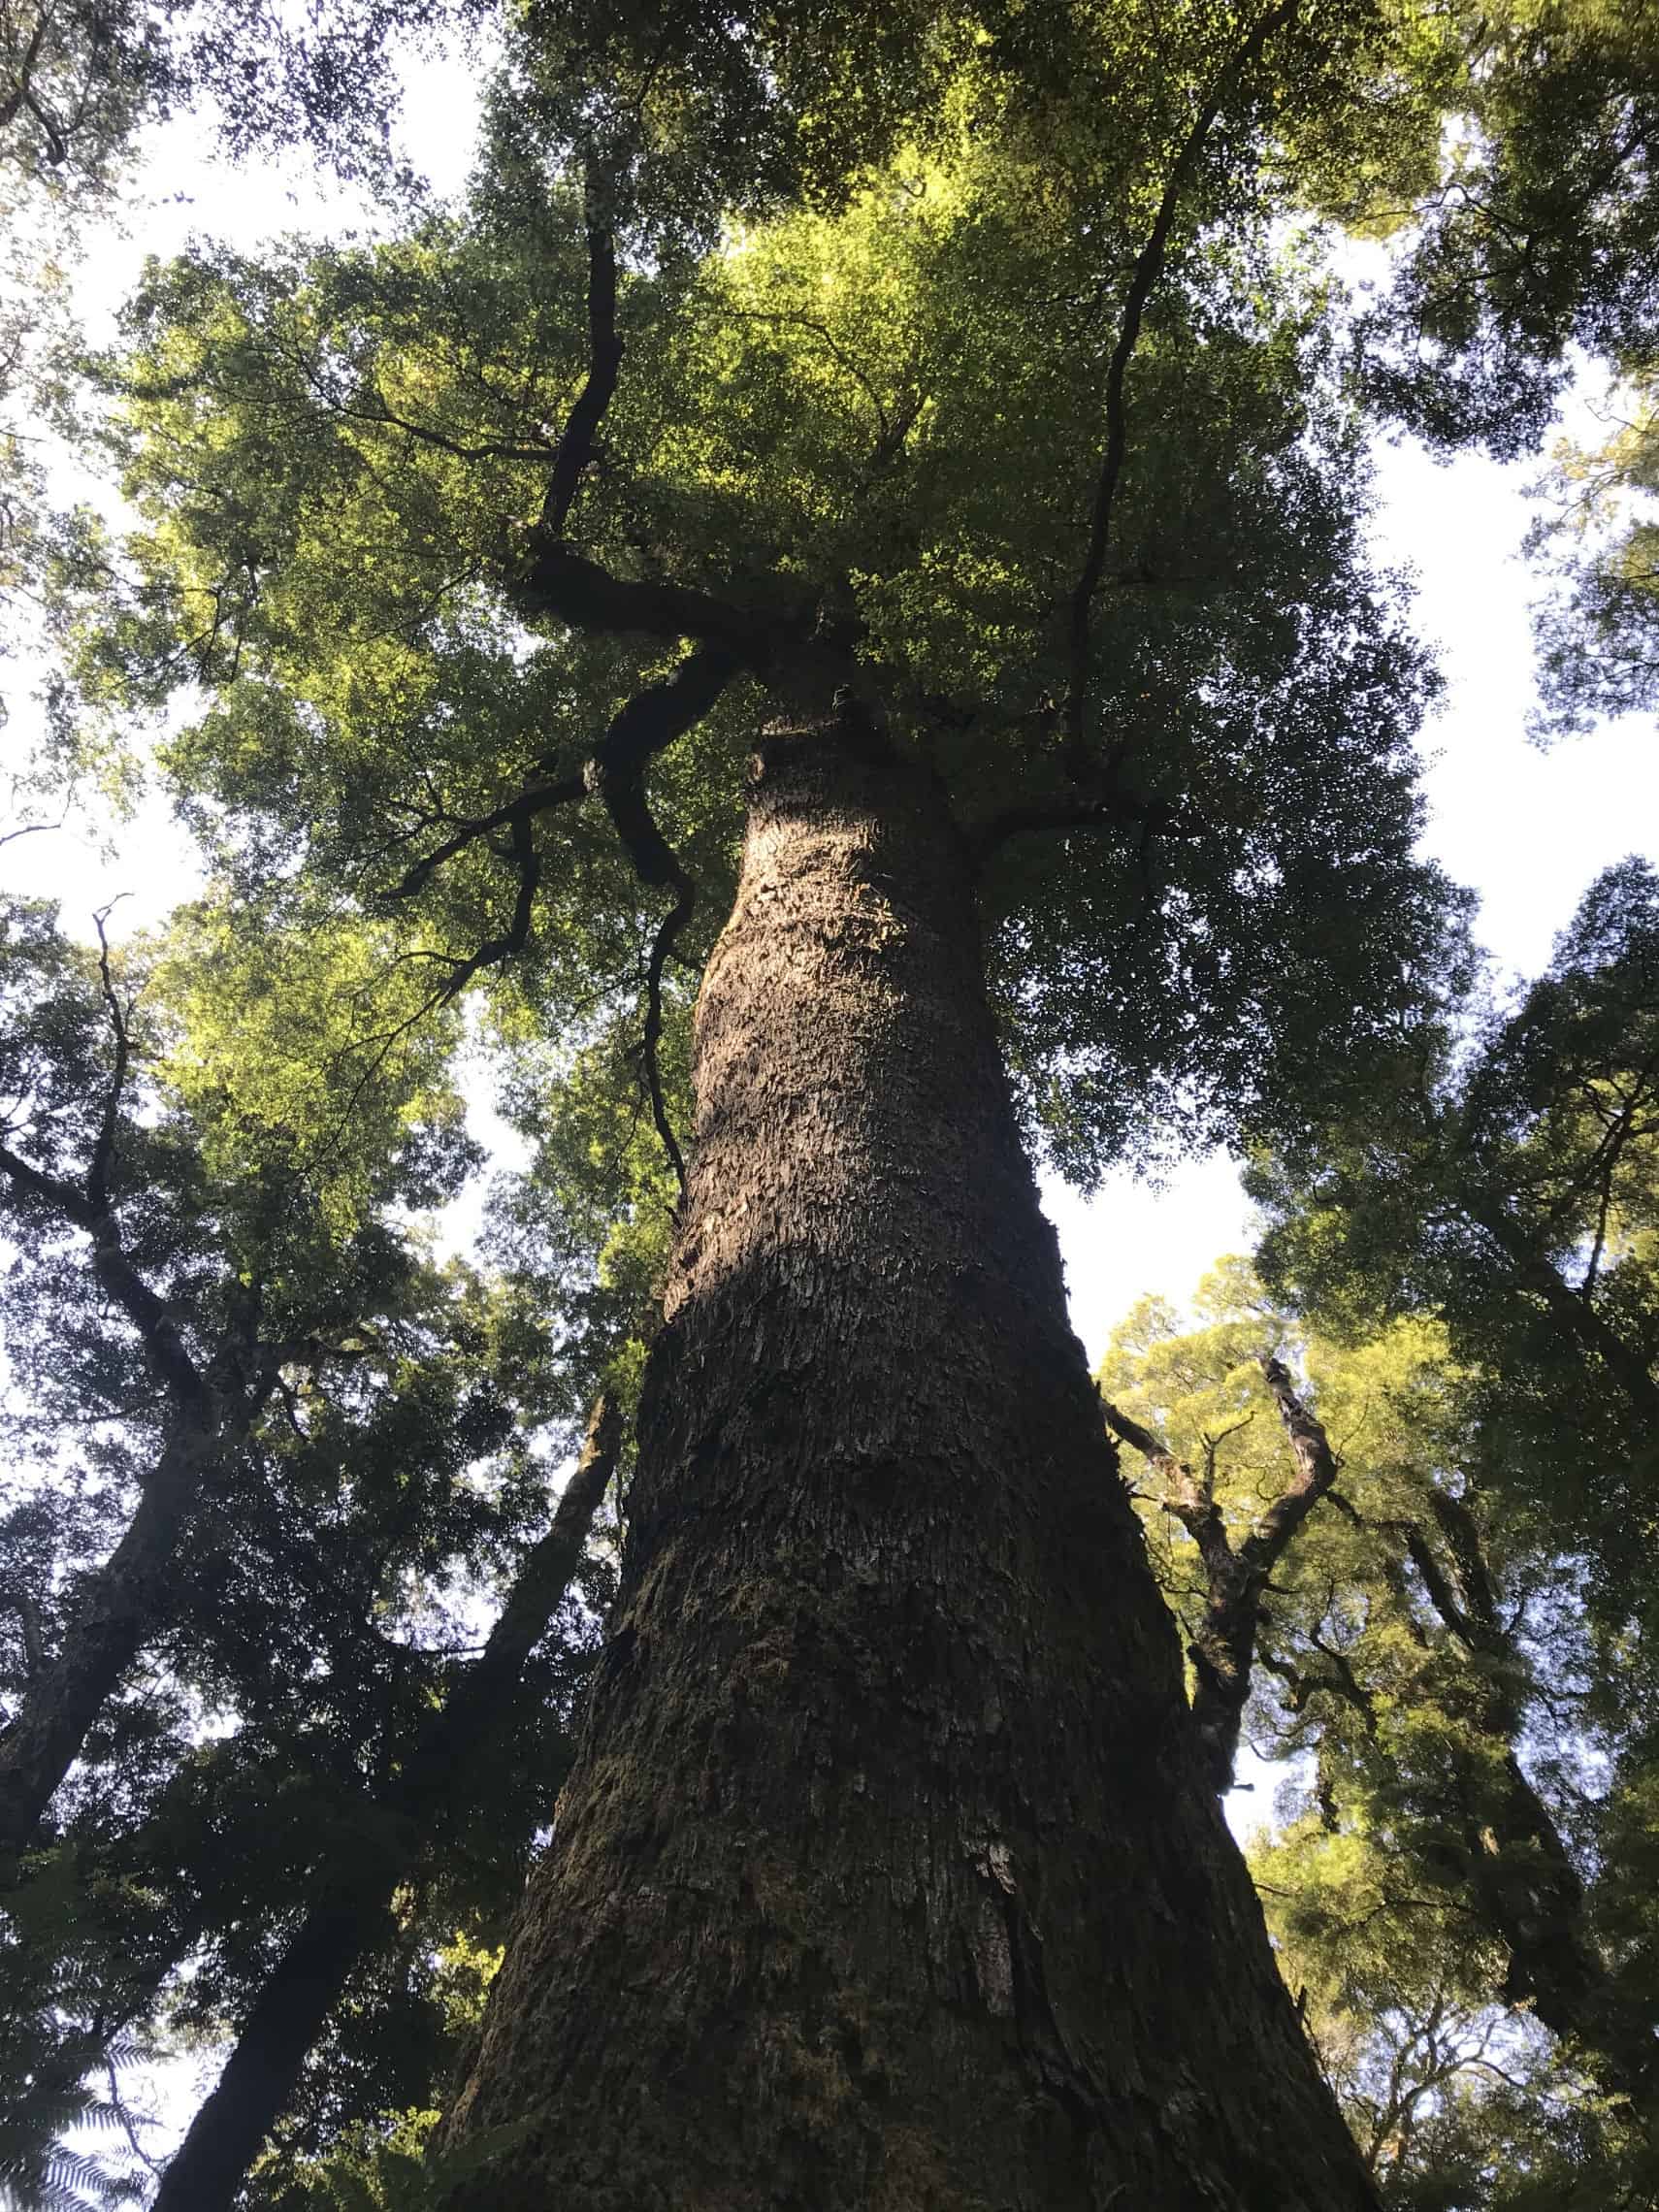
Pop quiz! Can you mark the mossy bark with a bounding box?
[441,719,1376,2210]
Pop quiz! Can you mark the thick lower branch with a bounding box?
[539,170,623,537]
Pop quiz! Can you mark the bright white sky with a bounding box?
[7,35,1659,2167]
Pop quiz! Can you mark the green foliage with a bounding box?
[0,1850,156,2209]
[251,2104,531,2212]
[1252,858,1659,1628]
[1103,1265,1659,2202]
[1252,1820,1634,2211]
[13,0,1659,2196]
[0,893,622,2199]
[1529,370,1659,737]
[1230,856,1659,2197]
[0,0,480,206]
[1360,0,1659,456]
[55,32,1477,1181]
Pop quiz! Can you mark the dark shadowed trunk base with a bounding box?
[441,719,1376,2211]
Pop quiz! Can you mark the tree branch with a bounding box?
[1104,1399,1247,1789]
[148,1384,624,2212]
[86,903,131,1217]
[508,535,761,653]
[382,774,585,903]
[434,809,542,1005]
[539,165,624,538]
[0,1147,199,1407]
[1106,1355,1345,1794]
[584,648,739,1191]
[1242,1354,1345,1580]
[1063,0,1299,774]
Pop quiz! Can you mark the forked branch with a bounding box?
[1104,1348,1341,1792]
[585,648,739,1192]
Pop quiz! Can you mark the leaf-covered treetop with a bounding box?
[51,0,1526,1184]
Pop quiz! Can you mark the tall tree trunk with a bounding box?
[441,718,1376,2211]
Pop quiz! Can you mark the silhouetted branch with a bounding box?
[539,164,624,537]
[87,903,131,1217]
[509,536,760,652]
[383,774,584,903]
[584,648,739,1191]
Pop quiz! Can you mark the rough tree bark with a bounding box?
[440,715,1378,2210]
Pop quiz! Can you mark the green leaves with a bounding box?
[1252,858,1659,1627]
[1104,1263,1659,2199]
[255,2104,533,2212]
[59,54,1475,1181]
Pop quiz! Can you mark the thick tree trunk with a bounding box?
[442,719,1376,2210]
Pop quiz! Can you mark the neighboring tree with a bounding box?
[1252,1821,1633,2212]
[0,893,476,1855]
[1530,374,1659,738]
[0,895,631,2202]
[1103,1338,1346,1797]
[1100,1269,1659,2201]
[0,0,475,204]
[1356,0,1659,457]
[1251,858,1659,1632]
[147,1389,622,2212]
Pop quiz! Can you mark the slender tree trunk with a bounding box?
[0,1415,226,1859]
[150,1394,623,2212]
[441,719,1375,2211]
